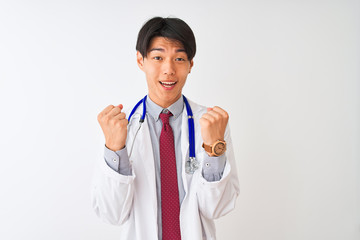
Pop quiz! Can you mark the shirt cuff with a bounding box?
[201,152,226,182]
[104,145,132,176]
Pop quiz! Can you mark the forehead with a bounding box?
[148,36,185,52]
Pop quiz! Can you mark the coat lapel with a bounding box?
[127,113,157,217]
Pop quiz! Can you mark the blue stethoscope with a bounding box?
[127,95,199,174]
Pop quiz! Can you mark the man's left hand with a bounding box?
[199,106,229,146]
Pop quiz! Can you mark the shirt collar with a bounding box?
[146,95,184,122]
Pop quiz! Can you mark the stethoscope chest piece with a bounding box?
[185,157,199,174]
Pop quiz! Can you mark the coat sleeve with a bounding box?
[196,124,240,219]
[91,147,136,225]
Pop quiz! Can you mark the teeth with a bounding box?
[160,81,176,87]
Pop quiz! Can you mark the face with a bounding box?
[137,36,194,108]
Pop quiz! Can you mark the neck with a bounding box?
[148,93,182,108]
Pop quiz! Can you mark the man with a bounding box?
[92,16,240,240]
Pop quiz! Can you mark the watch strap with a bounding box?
[202,142,213,154]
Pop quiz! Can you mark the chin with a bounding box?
[164,92,181,100]
[155,92,181,107]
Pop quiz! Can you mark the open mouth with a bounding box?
[159,81,177,88]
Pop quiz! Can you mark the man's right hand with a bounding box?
[97,104,128,151]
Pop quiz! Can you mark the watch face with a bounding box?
[214,142,226,155]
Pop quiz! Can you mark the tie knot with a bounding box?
[159,110,173,124]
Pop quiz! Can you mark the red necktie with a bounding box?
[159,111,181,240]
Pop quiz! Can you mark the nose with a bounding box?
[162,59,175,76]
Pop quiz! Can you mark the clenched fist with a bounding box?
[97,104,128,151]
[199,106,229,146]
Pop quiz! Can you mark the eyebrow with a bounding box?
[148,48,186,53]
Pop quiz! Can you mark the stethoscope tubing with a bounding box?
[127,95,196,159]
[183,96,195,159]
[127,95,147,123]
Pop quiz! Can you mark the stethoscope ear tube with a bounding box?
[183,96,195,159]
[128,95,147,123]
[140,96,147,122]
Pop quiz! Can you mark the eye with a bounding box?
[175,57,186,61]
[153,56,162,60]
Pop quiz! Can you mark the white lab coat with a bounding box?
[91,98,240,240]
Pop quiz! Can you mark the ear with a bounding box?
[136,51,144,70]
[189,59,194,73]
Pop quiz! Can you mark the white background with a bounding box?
[0,0,359,239]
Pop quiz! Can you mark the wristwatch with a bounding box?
[202,140,226,157]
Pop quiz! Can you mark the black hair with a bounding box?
[136,17,196,61]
